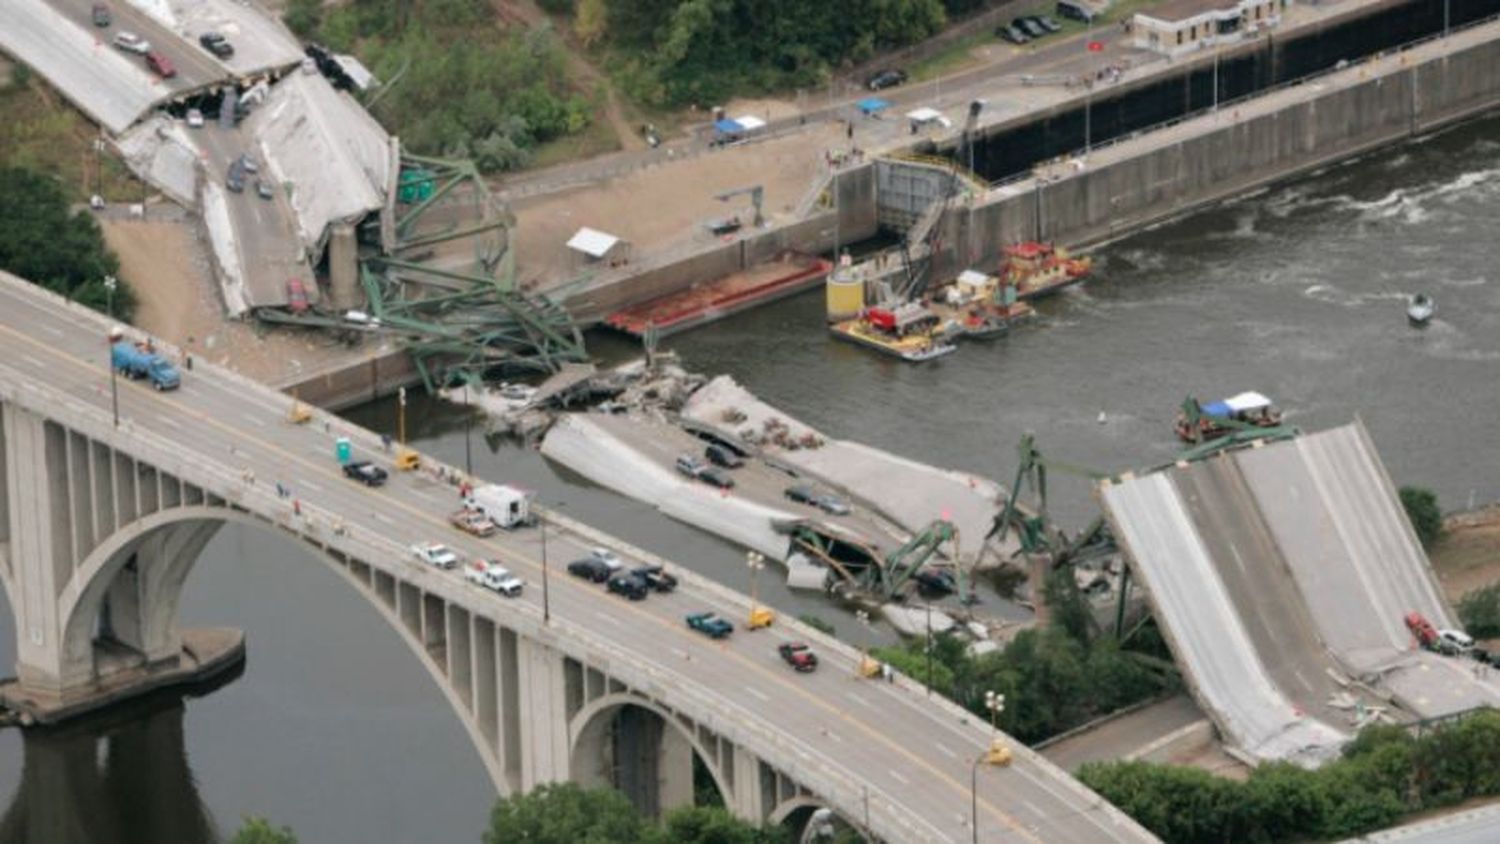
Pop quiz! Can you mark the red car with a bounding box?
[145,51,176,79]
[285,278,309,313]
[778,642,818,673]
[1404,611,1439,650]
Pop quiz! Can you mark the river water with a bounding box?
[2,115,1498,843]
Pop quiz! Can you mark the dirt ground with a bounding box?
[99,215,361,385]
[1429,504,1500,602]
[512,121,845,290]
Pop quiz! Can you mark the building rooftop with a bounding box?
[1138,0,1245,23]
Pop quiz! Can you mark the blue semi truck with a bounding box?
[111,341,181,390]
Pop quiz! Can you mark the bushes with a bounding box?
[1399,486,1443,549]
[290,0,589,172]
[1079,711,1500,843]
[1457,583,1500,638]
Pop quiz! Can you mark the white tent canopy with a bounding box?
[1223,391,1273,412]
[906,107,945,122]
[732,115,767,131]
[567,227,621,259]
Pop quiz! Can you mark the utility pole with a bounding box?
[105,276,119,427]
[541,508,553,624]
[462,380,473,476]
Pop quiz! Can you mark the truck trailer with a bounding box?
[465,484,535,529]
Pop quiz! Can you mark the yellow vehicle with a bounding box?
[395,448,420,471]
[748,606,775,630]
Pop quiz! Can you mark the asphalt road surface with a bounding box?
[0,272,1155,843]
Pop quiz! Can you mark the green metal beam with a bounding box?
[397,217,508,251]
[397,171,472,236]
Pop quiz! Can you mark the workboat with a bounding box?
[1174,392,1283,443]
[1000,241,1091,300]
[1407,293,1434,327]
[829,302,957,362]
[938,270,1037,339]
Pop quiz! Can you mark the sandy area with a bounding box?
[1431,504,1500,601]
[512,121,844,290]
[99,215,364,385]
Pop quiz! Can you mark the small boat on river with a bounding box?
[1407,293,1434,327]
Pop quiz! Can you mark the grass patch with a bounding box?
[909,29,995,82]
[527,110,622,169]
[0,71,141,202]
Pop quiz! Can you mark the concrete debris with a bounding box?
[882,604,957,638]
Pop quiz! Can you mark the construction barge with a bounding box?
[827,241,1091,362]
[605,253,830,338]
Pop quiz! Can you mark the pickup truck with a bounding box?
[465,560,522,596]
[686,612,734,639]
[632,565,678,593]
[411,542,459,570]
[450,509,497,537]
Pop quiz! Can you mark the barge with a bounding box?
[605,252,829,338]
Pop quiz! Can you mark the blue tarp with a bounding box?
[1201,401,1233,418]
[857,98,890,115]
[714,118,744,134]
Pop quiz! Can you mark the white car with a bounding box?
[589,547,624,572]
[186,108,204,128]
[465,561,523,597]
[411,542,459,570]
[113,32,150,54]
[1438,628,1475,654]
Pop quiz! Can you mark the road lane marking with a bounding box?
[595,613,622,627]
[889,769,910,785]
[745,686,770,702]
[301,480,324,493]
[371,511,395,525]
[0,311,1048,844]
[158,416,182,430]
[847,690,874,708]
[935,742,957,759]
[22,354,44,369]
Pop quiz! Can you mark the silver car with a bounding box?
[112,31,150,54]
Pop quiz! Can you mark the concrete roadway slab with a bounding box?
[1173,457,1373,733]
[1101,474,1345,765]
[50,0,227,94]
[127,0,304,78]
[1,0,166,133]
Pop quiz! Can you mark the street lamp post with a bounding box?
[747,550,765,608]
[540,507,555,625]
[971,755,983,844]
[462,381,473,477]
[985,689,1005,735]
[105,275,119,427]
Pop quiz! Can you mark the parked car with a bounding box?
[1029,14,1062,33]
[255,179,274,200]
[199,32,234,58]
[1438,628,1475,655]
[91,4,111,27]
[589,547,625,571]
[237,153,259,174]
[145,51,176,78]
[411,542,459,570]
[778,642,819,673]
[1056,0,1098,23]
[285,278,309,313]
[1015,17,1047,38]
[465,560,522,596]
[450,509,497,537]
[996,24,1030,45]
[112,32,149,53]
[686,612,734,639]
[697,466,735,489]
[866,68,908,91]
[785,484,818,505]
[633,565,678,593]
[813,494,850,516]
[226,163,245,193]
[676,454,707,477]
[704,443,743,469]
[607,572,649,600]
[185,108,204,128]
[342,460,387,486]
[567,558,612,583]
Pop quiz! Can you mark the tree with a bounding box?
[229,817,299,844]
[1398,486,1442,549]
[655,805,789,843]
[485,783,651,844]
[0,166,132,320]
[1457,583,1500,638]
[282,0,323,38]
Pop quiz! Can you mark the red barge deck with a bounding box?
[604,253,830,338]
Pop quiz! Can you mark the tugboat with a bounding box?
[1174,392,1284,443]
[1000,241,1092,300]
[829,302,957,362]
[1407,293,1435,327]
[938,270,1036,339]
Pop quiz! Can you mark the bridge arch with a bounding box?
[568,691,732,818]
[40,504,511,791]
